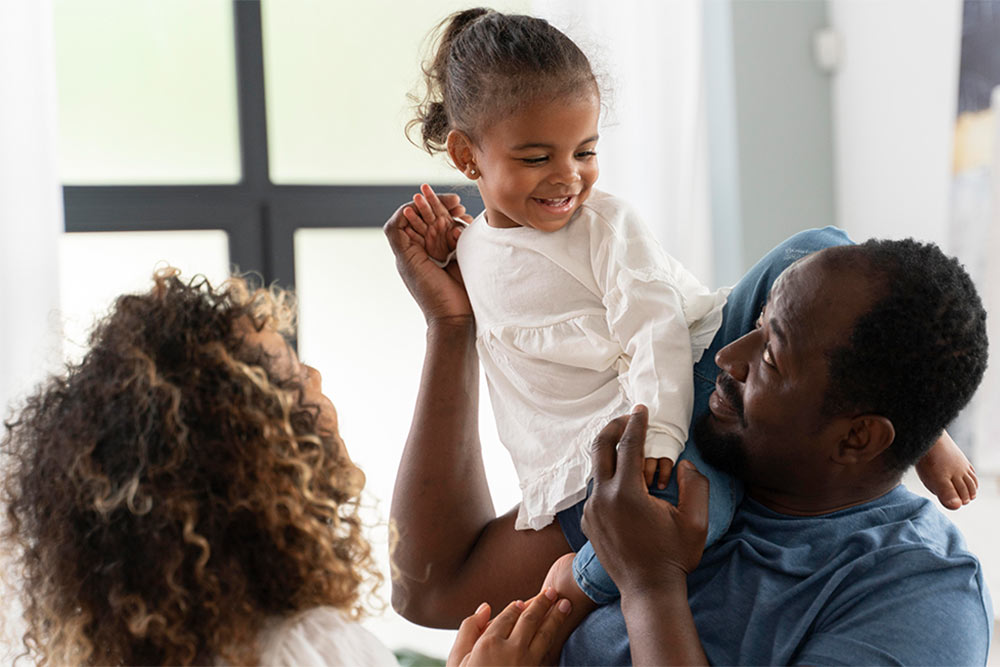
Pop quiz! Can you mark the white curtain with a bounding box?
[0,0,63,425]
[532,0,714,285]
[0,0,61,655]
[974,94,1000,473]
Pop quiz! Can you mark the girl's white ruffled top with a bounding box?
[457,190,730,530]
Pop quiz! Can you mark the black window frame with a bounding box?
[62,0,480,291]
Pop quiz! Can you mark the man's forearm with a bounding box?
[389,319,569,627]
[621,579,708,666]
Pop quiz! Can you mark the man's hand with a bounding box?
[384,190,474,324]
[582,405,710,595]
[582,405,711,666]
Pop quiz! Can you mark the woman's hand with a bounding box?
[384,192,474,324]
[446,588,572,667]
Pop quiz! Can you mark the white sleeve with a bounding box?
[590,205,709,462]
[259,607,399,667]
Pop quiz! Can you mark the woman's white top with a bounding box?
[456,190,729,530]
[258,606,398,666]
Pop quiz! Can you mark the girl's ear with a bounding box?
[447,130,478,180]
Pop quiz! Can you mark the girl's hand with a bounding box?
[446,588,573,667]
[402,183,469,263]
[385,192,474,324]
[644,456,675,490]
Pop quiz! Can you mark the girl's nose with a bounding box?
[548,158,580,186]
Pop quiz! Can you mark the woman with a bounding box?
[1,268,568,666]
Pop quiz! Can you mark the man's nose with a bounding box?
[715,330,755,382]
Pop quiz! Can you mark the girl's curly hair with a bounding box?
[1,268,380,665]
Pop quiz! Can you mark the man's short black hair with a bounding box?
[822,239,988,473]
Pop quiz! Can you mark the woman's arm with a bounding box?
[385,200,570,628]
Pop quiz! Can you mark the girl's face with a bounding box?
[464,92,600,231]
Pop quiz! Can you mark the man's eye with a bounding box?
[762,345,776,368]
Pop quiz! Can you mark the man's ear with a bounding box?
[446,130,478,179]
[835,415,895,464]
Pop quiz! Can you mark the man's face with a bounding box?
[695,252,876,498]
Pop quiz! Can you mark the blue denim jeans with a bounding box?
[560,226,854,604]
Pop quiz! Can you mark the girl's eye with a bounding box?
[520,156,548,165]
[575,150,597,159]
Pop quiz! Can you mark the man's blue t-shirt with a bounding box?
[561,485,993,665]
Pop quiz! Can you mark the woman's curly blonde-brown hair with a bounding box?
[1,268,380,665]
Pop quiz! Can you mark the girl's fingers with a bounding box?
[643,457,657,488]
[413,193,436,225]
[422,183,456,220]
[657,458,674,490]
[403,203,429,234]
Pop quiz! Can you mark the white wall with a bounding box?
[534,0,714,285]
[828,0,963,244]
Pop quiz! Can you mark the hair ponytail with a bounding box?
[408,8,493,154]
[407,7,597,156]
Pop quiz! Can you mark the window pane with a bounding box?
[54,0,240,184]
[262,0,530,185]
[58,230,230,361]
[293,228,521,656]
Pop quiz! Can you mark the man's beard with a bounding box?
[692,413,750,479]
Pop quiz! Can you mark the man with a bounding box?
[564,239,991,664]
[384,202,990,664]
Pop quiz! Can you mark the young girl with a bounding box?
[400,7,978,609]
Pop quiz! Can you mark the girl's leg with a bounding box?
[562,226,854,604]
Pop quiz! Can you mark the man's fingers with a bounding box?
[437,191,463,208]
[591,415,629,482]
[615,405,649,482]
[675,460,710,539]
